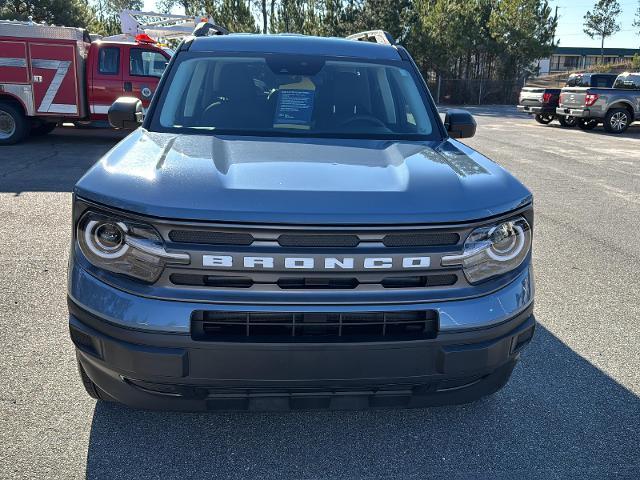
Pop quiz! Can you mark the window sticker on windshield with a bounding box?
[273,77,316,130]
[274,89,315,129]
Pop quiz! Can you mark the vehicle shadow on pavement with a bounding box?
[580,125,640,139]
[85,325,640,480]
[0,127,126,194]
[539,123,640,138]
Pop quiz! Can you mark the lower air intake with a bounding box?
[191,310,438,342]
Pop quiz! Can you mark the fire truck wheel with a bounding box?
[0,102,30,145]
[31,122,58,136]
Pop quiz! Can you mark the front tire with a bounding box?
[604,108,631,134]
[534,114,554,125]
[558,115,577,127]
[0,102,30,145]
[578,119,598,131]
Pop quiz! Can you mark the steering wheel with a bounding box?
[338,114,387,129]
[202,97,227,116]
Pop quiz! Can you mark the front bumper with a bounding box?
[69,262,535,410]
[70,300,534,410]
[556,107,590,118]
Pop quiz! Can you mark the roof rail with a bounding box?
[346,30,395,46]
[192,21,229,37]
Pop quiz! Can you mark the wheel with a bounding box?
[558,115,577,128]
[603,108,631,134]
[77,359,105,400]
[30,121,58,136]
[578,119,598,131]
[0,102,30,145]
[534,114,553,125]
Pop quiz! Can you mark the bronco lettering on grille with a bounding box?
[202,255,431,270]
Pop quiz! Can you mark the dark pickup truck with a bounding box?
[518,73,617,127]
[557,72,640,133]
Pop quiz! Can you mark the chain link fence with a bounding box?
[426,78,525,105]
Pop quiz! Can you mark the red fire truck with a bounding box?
[0,19,171,145]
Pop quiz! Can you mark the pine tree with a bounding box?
[583,0,621,62]
[0,0,96,28]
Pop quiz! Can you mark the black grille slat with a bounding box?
[278,234,360,247]
[382,232,459,247]
[170,274,253,288]
[423,274,458,287]
[169,230,254,246]
[170,273,458,289]
[192,310,438,342]
[277,277,359,289]
[381,274,458,289]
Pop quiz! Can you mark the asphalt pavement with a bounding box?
[0,110,639,479]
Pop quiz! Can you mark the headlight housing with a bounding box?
[77,210,189,283]
[443,216,531,284]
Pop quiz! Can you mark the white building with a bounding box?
[536,47,639,75]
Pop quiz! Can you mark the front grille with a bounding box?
[191,310,438,342]
[167,229,461,248]
[160,223,469,294]
[170,273,458,289]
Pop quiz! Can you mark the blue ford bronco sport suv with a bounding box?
[68,25,535,411]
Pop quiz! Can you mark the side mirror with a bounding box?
[108,97,143,129]
[444,109,476,139]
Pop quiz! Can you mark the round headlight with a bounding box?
[76,210,189,283]
[95,223,125,250]
[442,216,531,284]
[486,222,525,261]
[84,220,129,259]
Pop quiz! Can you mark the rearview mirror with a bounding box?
[444,109,476,139]
[108,97,143,129]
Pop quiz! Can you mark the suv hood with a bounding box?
[75,130,531,224]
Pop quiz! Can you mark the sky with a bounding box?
[550,0,639,49]
[142,0,640,49]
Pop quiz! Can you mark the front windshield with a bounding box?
[152,54,437,139]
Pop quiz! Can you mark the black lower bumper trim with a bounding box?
[120,363,516,410]
[69,299,534,411]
